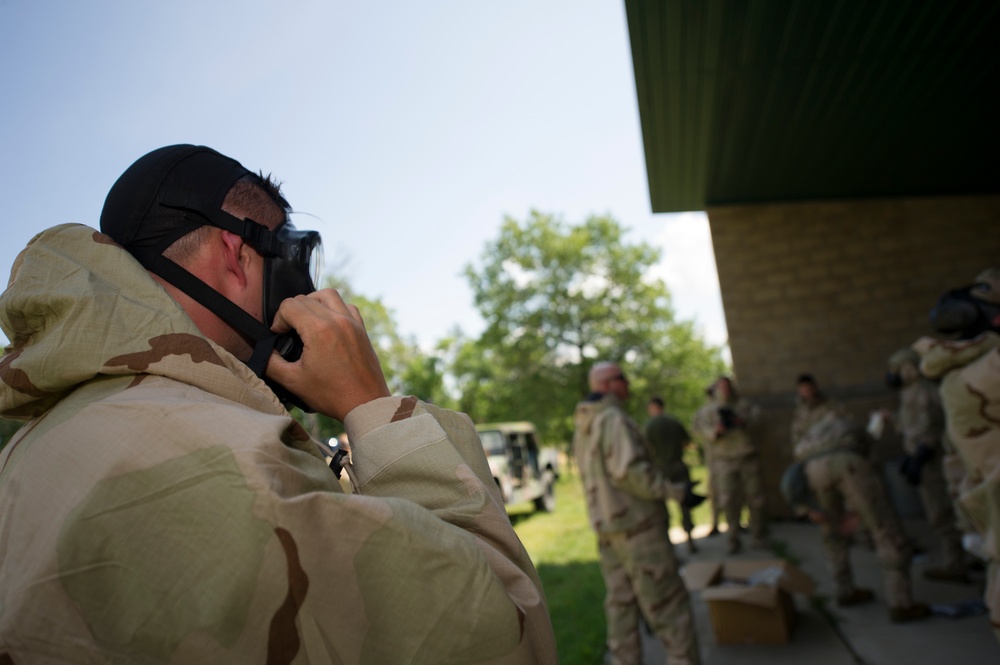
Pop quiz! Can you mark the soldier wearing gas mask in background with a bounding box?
[883,347,969,583]
[693,376,766,554]
[0,145,557,663]
[915,267,1000,641]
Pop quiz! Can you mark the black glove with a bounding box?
[681,480,707,509]
[899,444,934,485]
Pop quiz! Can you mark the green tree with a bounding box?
[460,211,726,448]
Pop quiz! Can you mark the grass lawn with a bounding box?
[510,457,720,664]
[508,471,606,665]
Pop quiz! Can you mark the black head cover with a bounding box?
[100,144,252,261]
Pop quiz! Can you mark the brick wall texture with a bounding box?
[705,195,1000,517]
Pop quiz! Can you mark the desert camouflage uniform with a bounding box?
[795,413,916,609]
[574,394,699,665]
[693,394,764,549]
[692,402,723,531]
[919,330,1000,638]
[0,225,557,664]
[895,374,966,574]
[644,412,695,537]
[791,391,846,449]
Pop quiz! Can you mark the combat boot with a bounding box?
[889,603,931,623]
[836,588,874,607]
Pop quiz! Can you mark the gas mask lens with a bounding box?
[263,221,324,326]
[276,221,323,289]
[308,235,324,289]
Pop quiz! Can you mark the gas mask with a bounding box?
[929,282,1000,340]
[100,144,324,410]
[263,220,324,330]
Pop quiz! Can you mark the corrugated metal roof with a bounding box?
[626,0,1000,212]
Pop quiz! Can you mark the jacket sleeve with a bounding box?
[321,395,558,664]
[597,407,686,502]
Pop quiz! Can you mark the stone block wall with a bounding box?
[706,195,1000,517]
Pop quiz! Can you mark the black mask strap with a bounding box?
[144,253,312,411]
[145,253,275,373]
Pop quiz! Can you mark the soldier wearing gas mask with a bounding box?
[0,145,557,663]
[915,268,1000,642]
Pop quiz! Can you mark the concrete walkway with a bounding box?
[640,520,999,664]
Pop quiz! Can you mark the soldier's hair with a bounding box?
[649,396,665,408]
[163,172,289,266]
[796,373,816,386]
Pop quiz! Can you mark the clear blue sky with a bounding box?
[0,0,726,353]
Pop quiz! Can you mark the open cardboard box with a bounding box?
[682,558,815,645]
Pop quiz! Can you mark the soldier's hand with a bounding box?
[266,289,391,421]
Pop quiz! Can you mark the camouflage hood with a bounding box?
[916,332,1000,381]
[572,393,607,448]
[0,223,283,421]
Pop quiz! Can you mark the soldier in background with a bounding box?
[916,267,1000,640]
[791,411,930,622]
[694,376,765,554]
[692,386,723,536]
[574,362,702,665]
[645,396,698,554]
[791,374,875,550]
[884,347,969,583]
[791,374,846,446]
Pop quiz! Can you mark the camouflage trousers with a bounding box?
[713,455,765,544]
[918,457,966,573]
[805,451,914,608]
[598,521,700,665]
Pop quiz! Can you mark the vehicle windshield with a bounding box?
[478,430,505,456]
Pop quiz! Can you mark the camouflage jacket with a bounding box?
[895,378,946,454]
[793,410,864,462]
[790,393,845,449]
[692,395,758,461]
[573,394,681,535]
[919,332,1000,564]
[0,225,556,665]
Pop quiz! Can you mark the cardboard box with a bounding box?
[682,558,815,645]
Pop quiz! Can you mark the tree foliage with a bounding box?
[460,211,727,448]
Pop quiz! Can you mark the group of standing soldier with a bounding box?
[785,267,1000,632]
[572,362,781,665]
[572,268,1000,663]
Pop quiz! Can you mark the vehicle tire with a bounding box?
[533,473,556,513]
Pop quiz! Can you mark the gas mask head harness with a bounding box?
[100,145,323,407]
[928,279,1000,340]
